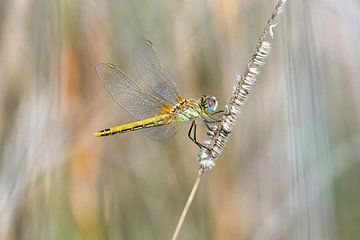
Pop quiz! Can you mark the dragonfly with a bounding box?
[94,39,221,148]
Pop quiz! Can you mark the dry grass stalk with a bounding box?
[198,0,287,171]
[171,1,288,239]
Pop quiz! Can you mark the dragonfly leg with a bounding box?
[213,110,225,115]
[203,119,217,131]
[203,115,223,124]
[206,110,224,122]
[204,117,222,124]
[188,121,211,151]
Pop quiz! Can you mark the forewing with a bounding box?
[133,39,181,105]
[96,63,166,120]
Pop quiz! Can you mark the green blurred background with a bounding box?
[0,0,359,239]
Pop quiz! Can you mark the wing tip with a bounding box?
[96,62,114,69]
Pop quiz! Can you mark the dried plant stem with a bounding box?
[171,169,203,240]
[198,0,287,171]
[171,1,287,239]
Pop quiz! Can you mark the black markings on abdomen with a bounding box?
[144,123,155,128]
[99,129,111,136]
[120,128,131,133]
[132,125,143,130]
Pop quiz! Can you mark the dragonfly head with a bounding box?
[200,95,218,114]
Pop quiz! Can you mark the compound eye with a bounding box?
[206,96,218,113]
[207,97,215,106]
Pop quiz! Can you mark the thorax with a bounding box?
[173,99,203,122]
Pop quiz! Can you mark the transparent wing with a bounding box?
[96,63,176,140]
[96,63,166,120]
[144,124,176,141]
[133,39,181,105]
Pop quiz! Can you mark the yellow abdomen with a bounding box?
[94,115,169,137]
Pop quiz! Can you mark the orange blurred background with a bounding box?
[0,0,359,239]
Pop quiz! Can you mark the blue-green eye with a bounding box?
[206,96,218,113]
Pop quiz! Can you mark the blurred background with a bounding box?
[0,0,359,239]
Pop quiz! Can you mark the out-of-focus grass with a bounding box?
[0,0,359,239]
